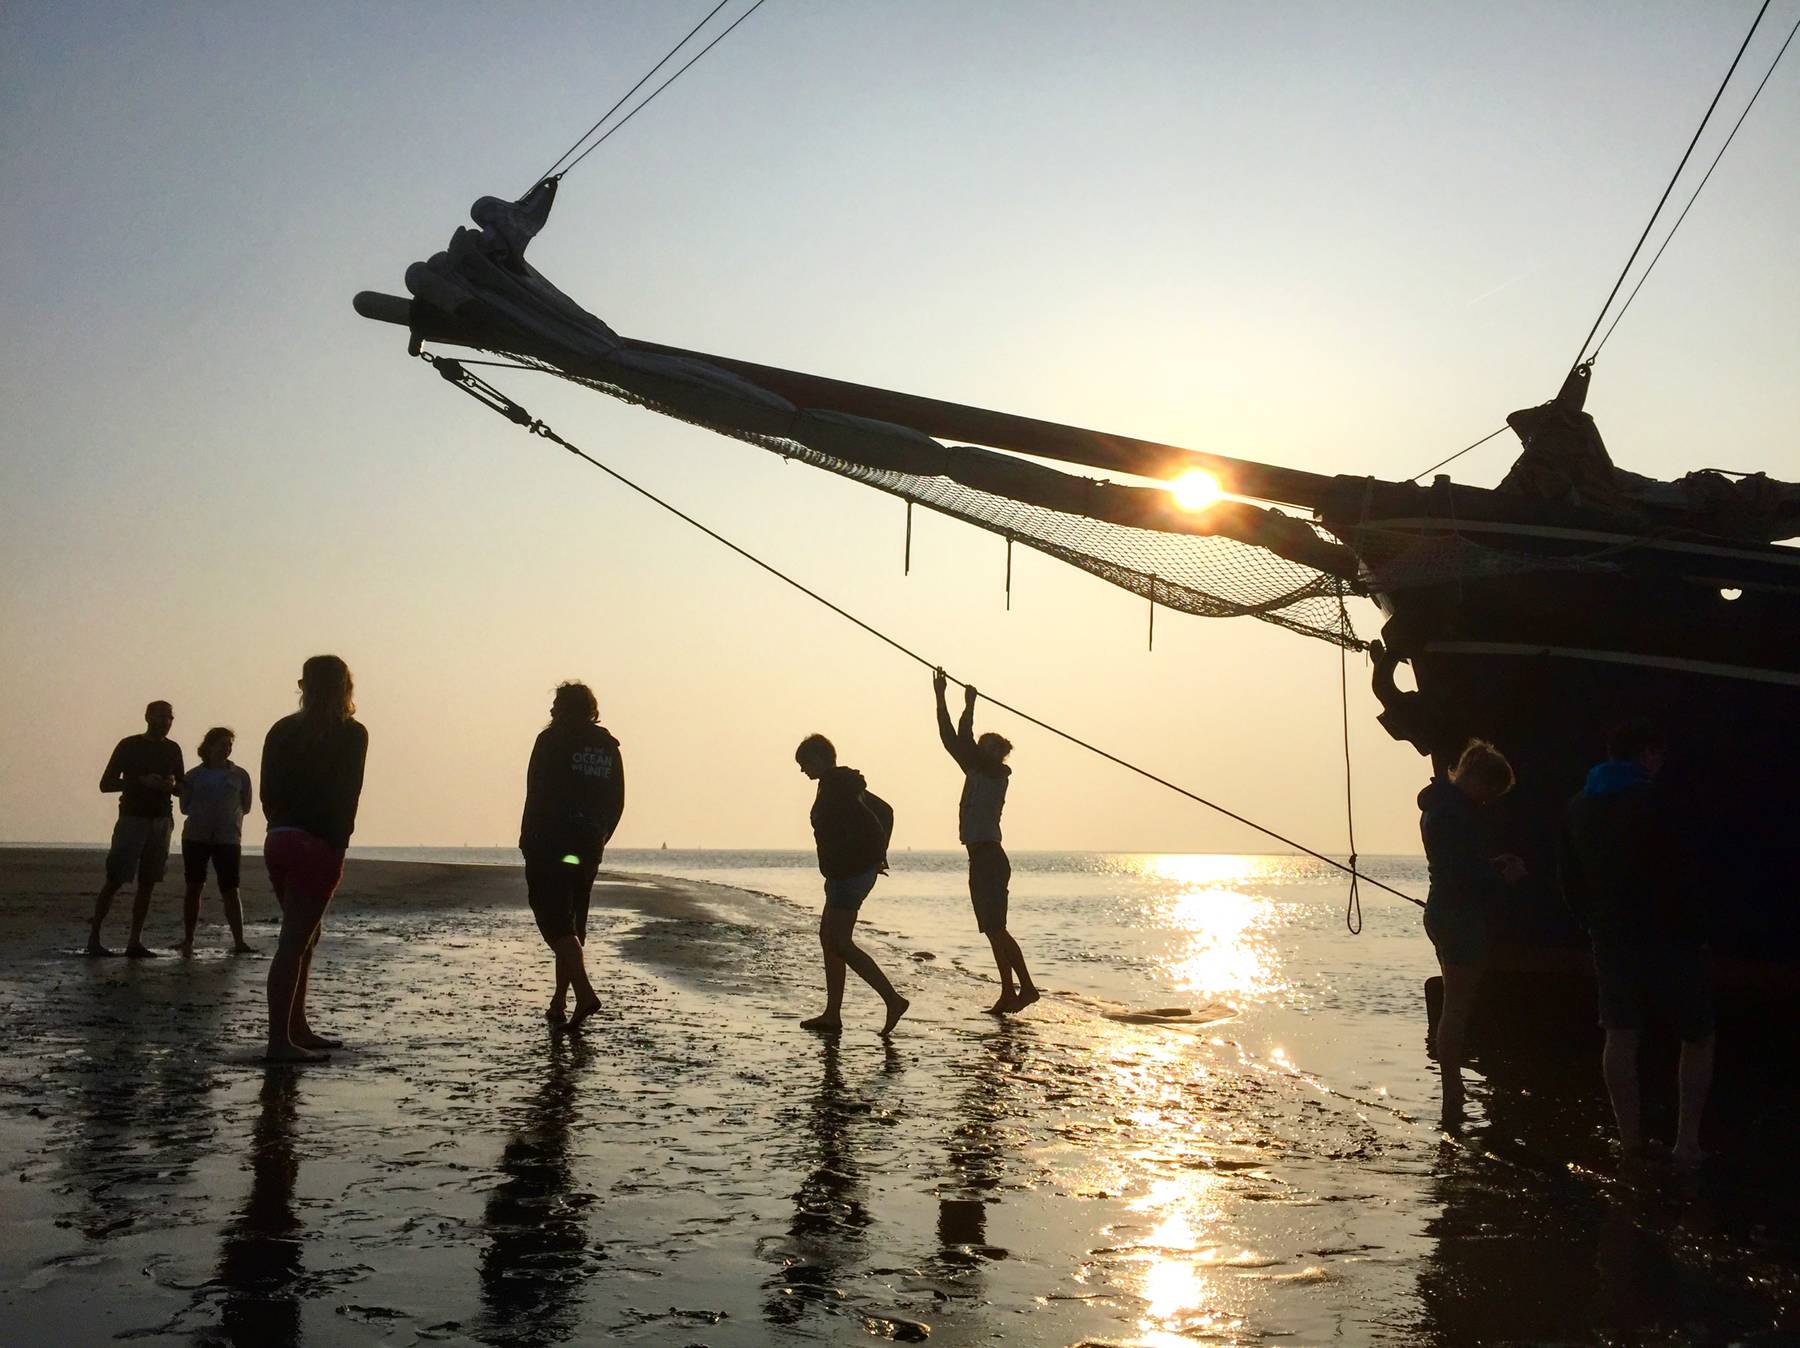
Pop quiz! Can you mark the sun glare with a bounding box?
[1167,469,1222,511]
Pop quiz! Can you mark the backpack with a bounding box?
[860,790,895,870]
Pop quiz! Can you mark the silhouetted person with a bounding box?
[933,670,1038,1014]
[260,655,367,1063]
[1560,720,1713,1165]
[794,734,909,1036]
[178,726,256,954]
[1419,739,1525,1109]
[89,699,185,956]
[519,681,624,1031]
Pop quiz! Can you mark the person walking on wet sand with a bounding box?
[519,681,624,1031]
[178,727,256,955]
[795,734,909,1036]
[89,700,185,957]
[261,655,367,1063]
[1418,739,1525,1109]
[933,669,1039,1014]
[1560,720,1713,1166]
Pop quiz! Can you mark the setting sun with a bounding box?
[1167,469,1222,511]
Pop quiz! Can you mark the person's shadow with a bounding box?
[763,1038,877,1328]
[476,1034,601,1347]
[214,1064,305,1347]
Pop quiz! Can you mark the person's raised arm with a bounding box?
[934,669,981,770]
[933,669,959,757]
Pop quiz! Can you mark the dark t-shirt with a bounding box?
[102,734,185,818]
[519,721,625,861]
[810,766,887,880]
[260,714,369,850]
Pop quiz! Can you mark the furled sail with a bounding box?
[356,184,1365,648]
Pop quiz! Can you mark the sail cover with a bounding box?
[381,186,1364,648]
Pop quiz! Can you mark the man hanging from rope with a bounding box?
[934,669,1040,1015]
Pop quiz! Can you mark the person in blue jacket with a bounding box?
[1419,738,1525,1107]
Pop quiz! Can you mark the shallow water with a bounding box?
[3,851,1798,1345]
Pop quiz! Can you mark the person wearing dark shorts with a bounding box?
[1561,720,1713,1165]
[1418,739,1524,1109]
[519,682,624,1031]
[261,655,368,1063]
[934,670,1038,1014]
[179,726,256,954]
[796,734,908,1036]
[89,700,185,956]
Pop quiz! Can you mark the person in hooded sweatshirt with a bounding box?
[933,669,1038,1014]
[519,681,625,1031]
[1560,719,1712,1166]
[1418,738,1525,1108]
[794,733,909,1036]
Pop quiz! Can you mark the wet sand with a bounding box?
[4,848,1799,1346]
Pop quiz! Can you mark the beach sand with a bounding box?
[4,848,1798,1346]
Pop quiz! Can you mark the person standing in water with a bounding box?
[89,700,185,956]
[1418,739,1525,1109]
[933,669,1038,1014]
[519,682,624,1031]
[1561,720,1713,1165]
[261,655,367,1063]
[178,726,256,954]
[795,734,909,1036]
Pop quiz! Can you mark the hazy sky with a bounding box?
[3,2,1796,858]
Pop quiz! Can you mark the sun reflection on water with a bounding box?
[1130,853,1284,1011]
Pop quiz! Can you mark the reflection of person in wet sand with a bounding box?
[518,682,624,1031]
[933,670,1039,1014]
[178,726,257,954]
[764,1038,874,1328]
[215,1065,304,1347]
[478,1036,597,1343]
[794,734,908,1036]
[261,655,367,1063]
[89,699,185,956]
[937,1021,1026,1268]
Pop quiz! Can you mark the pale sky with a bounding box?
[3,2,1796,855]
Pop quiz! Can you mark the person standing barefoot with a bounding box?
[261,656,367,1063]
[932,669,1038,1014]
[88,700,184,956]
[519,682,624,1032]
[794,734,908,1037]
[178,727,256,954]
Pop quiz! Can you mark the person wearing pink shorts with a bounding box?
[260,655,368,1063]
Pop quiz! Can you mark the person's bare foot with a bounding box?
[265,1042,329,1063]
[85,939,116,957]
[1012,985,1041,1011]
[800,1014,842,1033]
[546,1001,568,1025]
[232,942,259,955]
[294,1029,344,1050]
[176,940,194,956]
[1670,1143,1708,1169]
[985,992,1016,1015]
[567,998,601,1032]
[125,944,158,958]
[880,996,911,1037]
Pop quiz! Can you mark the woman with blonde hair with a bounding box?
[1418,738,1525,1108]
[260,655,367,1062]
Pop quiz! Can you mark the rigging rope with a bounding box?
[553,0,772,183]
[420,351,1424,909]
[1590,9,1800,360]
[1567,0,1770,374]
[1338,593,1363,935]
[535,0,736,188]
[1407,424,1510,484]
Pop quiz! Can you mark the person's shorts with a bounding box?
[1593,941,1715,1042]
[264,830,346,908]
[182,840,242,890]
[1423,904,1487,967]
[968,842,1011,934]
[823,866,880,913]
[106,814,172,887]
[524,851,600,944]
